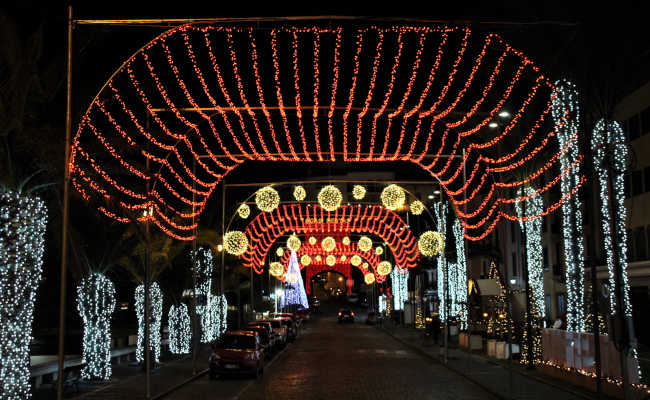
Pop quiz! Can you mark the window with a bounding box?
[543,247,549,270]
[557,294,566,314]
[545,295,552,318]
[629,114,640,140]
[631,170,643,197]
[555,242,562,266]
[635,228,647,261]
[627,229,633,261]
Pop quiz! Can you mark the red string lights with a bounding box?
[70,24,583,242]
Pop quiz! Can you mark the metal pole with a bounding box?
[220,181,225,294]
[57,6,73,399]
[250,265,254,318]
[590,258,603,399]
[506,281,514,400]
[191,158,197,376]
[144,132,151,400]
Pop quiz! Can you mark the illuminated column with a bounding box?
[77,272,116,380]
[391,267,408,311]
[452,219,468,329]
[0,191,47,399]
[168,304,190,354]
[551,79,585,332]
[516,187,545,319]
[434,201,447,321]
[191,246,214,343]
[135,282,163,363]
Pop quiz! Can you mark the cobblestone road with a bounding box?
[172,308,494,400]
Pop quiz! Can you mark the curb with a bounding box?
[152,368,209,400]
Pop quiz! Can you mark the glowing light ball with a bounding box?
[223,231,248,255]
[315,255,322,262]
[287,234,301,251]
[342,236,350,246]
[418,231,444,257]
[358,236,372,252]
[326,255,336,266]
[308,236,317,245]
[410,200,425,215]
[352,185,366,200]
[340,255,347,261]
[293,185,306,201]
[318,185,342,211]
[377,261,392,276]
[237,203,250,219]
[375,246,383,255]
[321,236,336,252]
[300,255,312,266]
[350,255,362,266]
[362,262,369,270]
[276,247,284,257]
[255,186,280,212]
[364,273,376,285]
[270,262,284,277]
[381,184,406,210]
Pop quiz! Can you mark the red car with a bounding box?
[209,331,264,379]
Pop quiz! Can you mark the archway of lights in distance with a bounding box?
[69,23,585,244]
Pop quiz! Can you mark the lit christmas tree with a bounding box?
[280,250,309,310]
[486,262,513,341]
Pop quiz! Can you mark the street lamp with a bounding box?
[498,110,511,119]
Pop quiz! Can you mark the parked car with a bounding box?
[243,325,272,357]
[338,308,355,323]
[209,330,264,379]
[247,321,277,350]
[274,316,298,341]
[296,308,311,322]
[258,319,288,347]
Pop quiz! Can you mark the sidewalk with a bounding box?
[380,322,610,400]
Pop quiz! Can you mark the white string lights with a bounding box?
[135,282,163,363]
[434,200,447,321]
[192,246,214,343]
[452,219,468,329]
[516,187,545,319]
[0,191,47,399]
[256,186,280,212]
[207,294,228,340]
[591,119,632,317]
[168,304,190,354]
[76,272,116,380]
[551,79,585,332]
[391,268,408,311]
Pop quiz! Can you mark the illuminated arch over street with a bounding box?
[242,204,417,273]
[70,23,584,242]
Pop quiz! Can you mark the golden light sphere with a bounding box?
[381,184,406,210]
[377,261,392,276]
[255,186,280,212]
[318,185,342,211]
[287,234,301,251]
[269,262,284,277]
[308,236,317,245]
[326,254,336,266]
[362,262,369,270]
[352,185,366,200]
[350,255,362,266]
[300,254,312,266]
[340,255,347,261]
[410,200,425,215]
[276,247,284,257]
[237,203,250,219]
[375,246,383,255]
[358,236,372,252]
[364,273,375,285]
[315,255,322,262]
[321,236,336,252]
[418,231,444,257]
[293,185,306,201]
[223,231,248,255]
[342,236,350,246]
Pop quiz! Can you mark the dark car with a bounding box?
[208,331,264,379]
[338,308,355,323]
[244,325,272,356]
[247,321,277,350]
[258,319,288,346]
[274,317,298,342]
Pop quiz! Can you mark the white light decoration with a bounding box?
[377,261,392,276]
[326,254,337,266]
[410,200,425,215]
[135,282,163,363]
[381,184,406,210]
[276,247,284,257]
[551,79,585,332]
[418,231,444,257]
[255,186,280,212]
[0,191,47,399]
[191,246,215,343]
[391,268,409,310]
[516,187,545,320]
[287,234,301,252]
[206,294,228,340]
[375,246,383,256]
[592,119,632,317]
[223,230,248,255]
[308,236,317,245]
[452,219,468,330]
[168,304,190,354]
[352,185,366,200]
[350,255,362,267]
[237,203,250,219]
[378,295,387,313]
[358,236,372,252]
[364,273,375,285]
[76,272,116,380]
[342,236,350,246]
[318,185,342,211]
[270,262,284,277]
[300,254,312,266]
[321,236,336,252]
[293,185,306,201]
[434,201,447,321]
